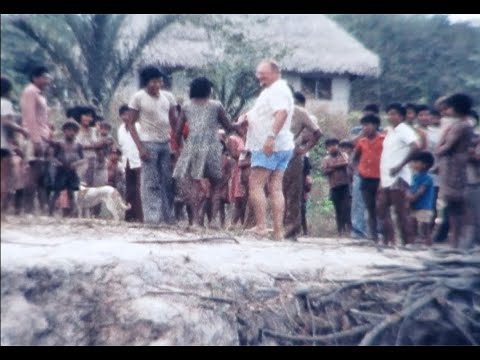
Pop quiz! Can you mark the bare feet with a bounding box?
[272,231,284,241]
[247,226,270,238]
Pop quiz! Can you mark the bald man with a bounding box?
[237,60,294,241]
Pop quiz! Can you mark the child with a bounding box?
[352,114,384,241]
[339,140,355,184]
[405,103,427,150]
[227,134,247,228]
[107,148,126,198]
[117,104,143,223]
[205,133,233,229]
[47,121,83,217]
[240,150,256,230]
[407,151,435,246]
[95,121,115,187]
[302,155,313,235]
[216,143,234,228]
[321,138,351,236]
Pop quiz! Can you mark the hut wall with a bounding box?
[330,76,350,114]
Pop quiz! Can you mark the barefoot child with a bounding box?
[46,121,83,216]
[407,151,435,246]
[321,138,352,236]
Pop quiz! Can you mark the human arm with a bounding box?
[1,117,30,138]
[436,123,467,156]
[390,142,419,176]
[390,125,420,176]
[295,114,322,156]
[407,184,427,204]
[263,109,288,156]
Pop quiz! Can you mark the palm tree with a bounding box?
[4,14,186,114]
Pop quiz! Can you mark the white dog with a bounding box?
[76,184,131,221]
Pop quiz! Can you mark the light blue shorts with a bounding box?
[251,150,293,172]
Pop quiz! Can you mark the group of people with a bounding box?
[1,59,479,247]
[323,98,479,248]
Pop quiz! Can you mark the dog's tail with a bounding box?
[113,190,131,210]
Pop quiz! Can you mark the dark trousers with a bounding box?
[24,160,49,214]
[330,184,351,235]
[125,163,143,222]
[283,155,304,238]
[432,186,439,229]
[301,199,308,235]
[361,177,380,241]
[377,187,413,245]
[434,204,450,243]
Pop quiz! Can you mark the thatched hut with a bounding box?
[142,14,380,113]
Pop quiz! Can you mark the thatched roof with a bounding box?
[239,15,381,77]
[143,14,380,77]
[142,22,220,70]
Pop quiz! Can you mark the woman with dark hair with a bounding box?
[173,77,237,227]
[436,93,474,247]
[127,65,178,225]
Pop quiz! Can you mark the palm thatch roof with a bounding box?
[142,21,219,70]
[143,14,380,77]
[239,14,380,77]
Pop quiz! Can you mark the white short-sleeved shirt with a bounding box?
[380,122,418,188]
[245,79,294,152]
[128,89,175,143]
[118,123,142,170]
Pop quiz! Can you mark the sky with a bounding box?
[448,14,480,23]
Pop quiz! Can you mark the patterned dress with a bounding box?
[437,120,473,201]
[173,100,225,182]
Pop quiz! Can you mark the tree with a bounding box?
[331,14,480,110]
[1,14,188,114]
[184,15,287,119]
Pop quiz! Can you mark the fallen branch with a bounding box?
[445,307,479,345]
[348,309,386,324]
[262,323,372,344]
[133,236,240,245]
[306,296,316,345]
[145,290,236,304]
[359,289,446,346]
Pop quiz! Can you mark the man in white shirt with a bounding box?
[237,59,294,241]
[378,103,419,245]
[127,66,177,225]
[117,105,143,223]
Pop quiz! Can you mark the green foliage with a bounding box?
[1,14,184,114]
[331,14,480,110]
[183,15,287,120]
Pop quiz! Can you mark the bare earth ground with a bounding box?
[0,215,470,345]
